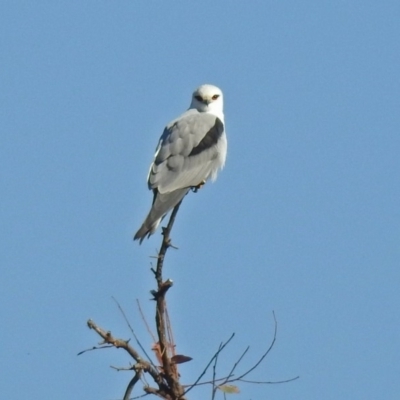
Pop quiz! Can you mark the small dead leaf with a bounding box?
[171,354,193,364]
[217,384,240,394]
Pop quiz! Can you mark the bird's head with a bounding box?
[190,84,224,117]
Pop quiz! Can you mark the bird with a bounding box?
[134,84,227,243]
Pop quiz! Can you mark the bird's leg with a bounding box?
[191,180,206,193]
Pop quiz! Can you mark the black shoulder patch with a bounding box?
[189,118,224,157]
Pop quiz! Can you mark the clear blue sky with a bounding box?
[1,1,399,399]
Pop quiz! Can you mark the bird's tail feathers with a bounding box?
[134,188,190,243]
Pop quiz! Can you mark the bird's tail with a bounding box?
[134,188,190,243]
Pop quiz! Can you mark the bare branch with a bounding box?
[184,313,291,392]
[152,201,186,399]
[211,343,222,400]
[87,319,142,362]
[143,386,169,399]
[232,311,278,382]
[110,365,134,371]
[165,307,177,359]
[155,202,182,287]
[183,333,235,396]
[130,393,151,400]
[86,319,163,388]
[123,370,142,400]
[112,296,155,366]
[85,192,297,399]
[239,376,300,384]
[137,299,157,343]
[221,345,250,385]
[77,345,114,356]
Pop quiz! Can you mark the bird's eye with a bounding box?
[212,94,220,100]
[195,95,203,101]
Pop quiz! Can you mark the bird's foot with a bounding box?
[191,180,206,193]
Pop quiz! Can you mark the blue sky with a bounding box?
[1,1,399,399]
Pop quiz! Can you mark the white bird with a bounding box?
[134,84,227,243]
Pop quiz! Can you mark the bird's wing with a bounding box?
[148,111,225,194]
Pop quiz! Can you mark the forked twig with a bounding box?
[183,333,235,396]
[184,312,298,394]
[232,311,278,382]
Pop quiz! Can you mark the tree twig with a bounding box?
[152,200,186,399]
[137,298,157,343]
[123,370,142,400]
[112,296,155,366]
[232,311,278,382]
[110,365,134,371]
[239,376,300,384]
[77,345,113,356]
[86,319,163,388]
[211,343,222,400]
[222,345,250,383]
[183,332,235,396]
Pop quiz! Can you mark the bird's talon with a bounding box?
[191,180,206,193]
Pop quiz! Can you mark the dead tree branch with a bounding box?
[123,369,142,400]
[84,198,297,398]
[151,200,186,399]
[86,319,163,388]
[83,202,187,400]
